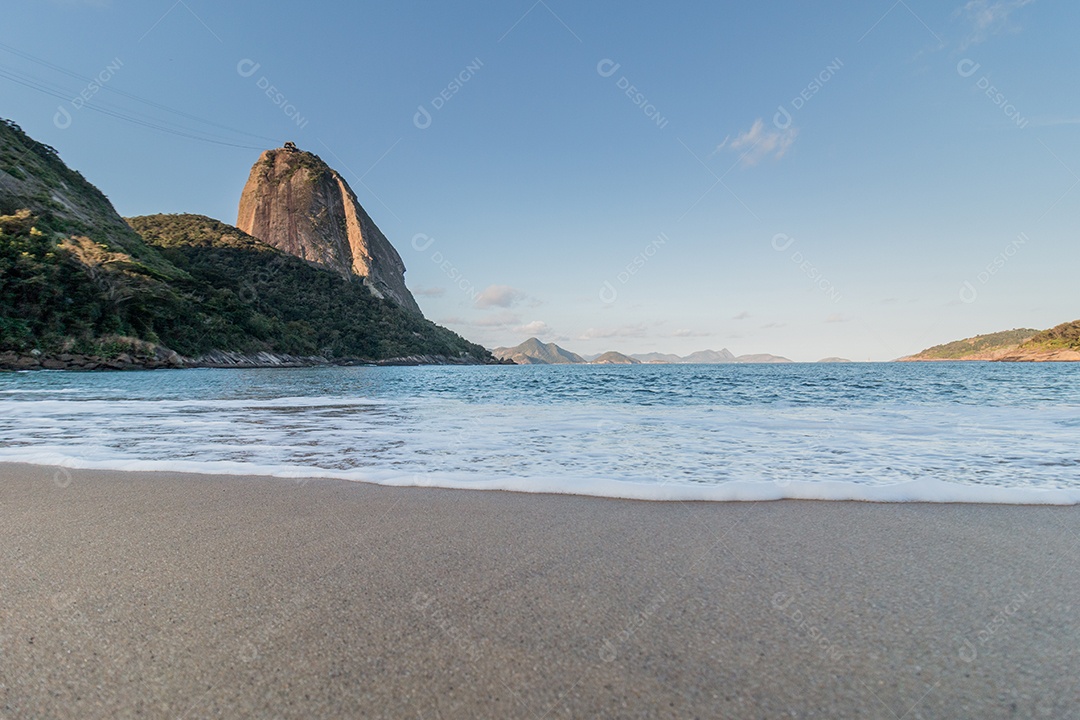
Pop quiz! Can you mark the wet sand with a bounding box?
[1,462,1077,718]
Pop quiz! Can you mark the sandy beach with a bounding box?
[1,463,1077,718]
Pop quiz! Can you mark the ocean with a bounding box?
[2,362,1078,503]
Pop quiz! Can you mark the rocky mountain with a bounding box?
[236,143,421,314]
[491,338,585,365]
[0,118,492,369]
[899,328,1040,361]
[0,120,177,278]
[682,349,738,364]
[995,321,1080,361]
[493,338,796,365]
[817,357,852,363]
[631,352,683,364]
[591,351,640,365]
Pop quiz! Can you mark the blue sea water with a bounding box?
[1,363,1079,503]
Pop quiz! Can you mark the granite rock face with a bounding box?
[237,144,422,314]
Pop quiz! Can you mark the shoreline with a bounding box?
[0,349,510,372]
[4,462,1075,507]
[7,353,1080,371]
[2,462,1078,718]
[6,459,1080,505]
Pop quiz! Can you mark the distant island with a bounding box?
[901,322,1080,362]
[492,338,794,365]
[0,119,497,370]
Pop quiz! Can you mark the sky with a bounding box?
[2,0,1077,361]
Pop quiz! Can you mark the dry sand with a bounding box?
[1,462,1078,718]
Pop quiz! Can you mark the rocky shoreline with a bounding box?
[899,348,1080,362]
[0,349,511,372]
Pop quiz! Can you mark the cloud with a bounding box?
[671,329,710,338]
[732,311,751,320]
[472,311,521,328]
[761,322,787,329]
[474,285,527,309]
[515,320,552,336]
[825,313,853,323]
[579,324,650,340]
[412,286,445,297]
[716,118,798,167]
[956,0,1036,48]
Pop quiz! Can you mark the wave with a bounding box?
[4,451,1079,505]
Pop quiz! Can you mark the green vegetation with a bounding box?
[0,119,177,277]
[910,329,1038,360]
[1021,320,1080,352]
[0,209,195,355]
[128,214,490,360]
[1,118,492,363]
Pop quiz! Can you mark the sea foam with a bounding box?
[1,364,1078,504]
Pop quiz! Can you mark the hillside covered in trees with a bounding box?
[0,118,493,369]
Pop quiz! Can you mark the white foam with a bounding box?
[2,367,1079,505]
[4,449,1080,505]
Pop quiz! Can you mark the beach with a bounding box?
[1,462,1077,719]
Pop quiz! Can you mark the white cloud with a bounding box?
[579,324,650,340]
[716,118,798,167]
[733,311,751,320]
[472,311,521,328]
[515,320,552,336]
[412,286,445,297]
[671,328,710,338]
[825,313,853,324]
[474,284,527,309]
[957,0,1036,48]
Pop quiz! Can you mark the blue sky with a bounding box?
[2,0,1077,360]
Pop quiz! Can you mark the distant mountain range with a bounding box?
[901,321,1080,362]
[491,338,586,365]
[493,338,794,365]
[591,351,640,365]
